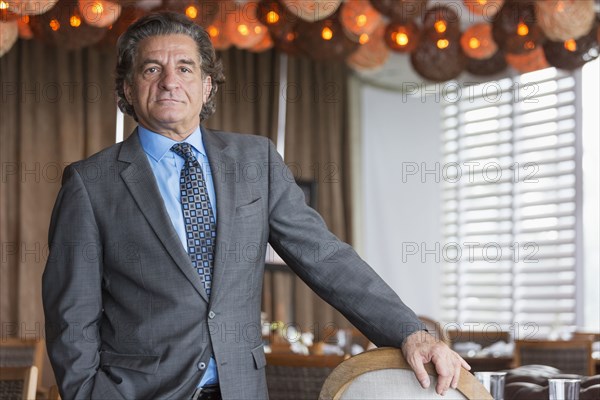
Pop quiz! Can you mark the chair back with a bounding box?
[571,331,600,342]
[47,385,61,400]
[0,338,44,387]
[0,366,38,400]
[319,347,492,400]
[514,339,594,376]
[266,353,346,400]
[446,329,511,350]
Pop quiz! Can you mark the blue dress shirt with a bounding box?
[138,125,218,387]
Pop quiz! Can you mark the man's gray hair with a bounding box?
[115,11,225,122]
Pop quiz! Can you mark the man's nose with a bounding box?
[158,68,179,90]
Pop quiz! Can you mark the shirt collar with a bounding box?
[138,125,207,162]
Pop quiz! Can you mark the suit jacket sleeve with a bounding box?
[43,164,102,399]
[265,141,425,347]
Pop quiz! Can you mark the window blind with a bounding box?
[441,68,580,337]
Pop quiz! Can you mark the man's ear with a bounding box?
[124,80,133,104]
[203,76,212,103]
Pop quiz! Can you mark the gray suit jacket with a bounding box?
[42,128,424,399]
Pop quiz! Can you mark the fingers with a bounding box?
[435,365,452,396]
[451,358,462,389]
[436,365,461,395]
[402,331,433,389]
[433,350,464,395]
[409,357,431,389]
[402,332,468,396]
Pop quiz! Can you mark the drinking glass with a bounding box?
[548,378,580,400]
[475,371,507,400]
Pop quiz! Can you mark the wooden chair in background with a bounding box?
[47,385,61,400]
[319,347,491,400]
[571,331,600,342]
[266,353,346,400]
[445,328,510,350]
[0,338,44,388]
[514,339,595,376]
[0,366,38,400]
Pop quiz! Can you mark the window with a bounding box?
[441,67,581,338]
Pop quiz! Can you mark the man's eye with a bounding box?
[145,67,158,74]
[180,67,191,73]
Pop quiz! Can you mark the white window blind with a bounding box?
[441,68,580,337]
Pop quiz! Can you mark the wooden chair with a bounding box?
[0,366,38,400]
[319,347,492,400]
[514,339,594,376]
[266,353,346,400]
[446,328,510,350]
[47,385,61,400]
[571,331,600,342]
[0,338,44,387]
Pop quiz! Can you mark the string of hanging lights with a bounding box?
[1,0,599,82]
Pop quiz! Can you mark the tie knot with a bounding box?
[171,142,196,164]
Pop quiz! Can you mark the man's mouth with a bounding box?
[156,99,181,104]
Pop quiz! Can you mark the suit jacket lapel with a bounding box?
[118,129,210,303]
[201,127,237,304]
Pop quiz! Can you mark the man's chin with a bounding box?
[138,115,199,136]
[150,112,186,125]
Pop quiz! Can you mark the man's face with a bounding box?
[124,34,212,138]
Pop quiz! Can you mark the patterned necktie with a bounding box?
[171,142,216,297]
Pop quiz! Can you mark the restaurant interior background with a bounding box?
[1,0,600,392]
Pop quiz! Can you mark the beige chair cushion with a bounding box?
[319,347,492,400]
[340,369,467,400]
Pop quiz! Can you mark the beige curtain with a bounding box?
[0,39,117,385]
[283,57,354,335]
[206,48,280,141]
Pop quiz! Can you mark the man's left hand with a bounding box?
[401,330,471,396]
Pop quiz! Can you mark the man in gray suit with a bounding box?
[43,12,469,400]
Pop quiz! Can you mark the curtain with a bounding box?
[0,39,117,385]
[206,48,280,141]
[283,57,353,335]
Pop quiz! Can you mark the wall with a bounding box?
[359,83,444,320]
[581,59,600,331]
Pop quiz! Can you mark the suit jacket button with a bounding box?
[208,311,216,319]
[198,362,207,370]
